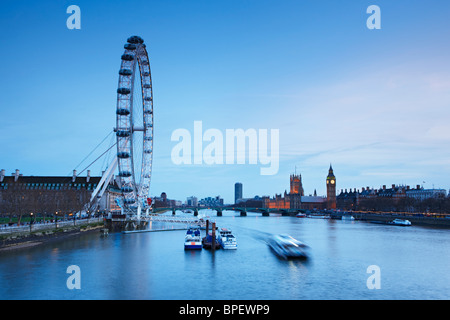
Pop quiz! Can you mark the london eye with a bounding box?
[115,35,154,215]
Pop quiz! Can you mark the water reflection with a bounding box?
[1,213,449,300]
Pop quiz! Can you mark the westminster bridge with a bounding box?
[151,206,306,217]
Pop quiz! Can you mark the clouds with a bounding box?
[149,46,450,200]
[273,59,450,194]
[1,1,450,203]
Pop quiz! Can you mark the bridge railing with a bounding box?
[147,215,203,225]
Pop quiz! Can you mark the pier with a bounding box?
[104,212,206,232]
[202,220,220,250]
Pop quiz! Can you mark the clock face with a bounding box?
[331,180,335,184]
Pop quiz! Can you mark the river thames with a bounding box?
[0,210,449,300]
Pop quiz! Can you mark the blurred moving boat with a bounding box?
[268,234,309,259]
[389,219,412,226]
[370,218,412,226]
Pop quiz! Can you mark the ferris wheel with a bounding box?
[115,35,153,214]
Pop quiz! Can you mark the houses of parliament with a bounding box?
[263,165,337,210]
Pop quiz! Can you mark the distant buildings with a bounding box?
[152,192,181,208]
[198,196,223,207]
[234,182,263,207]
[262,166,335,210]
[153,194,224,208]
[236,196,264,208]
[234,182,243,204]
[185,195,224,207]
[405,186,447,201]
[186,196,198,207]
[263,173,302,210]
[337,184,448,212]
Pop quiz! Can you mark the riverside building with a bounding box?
[263,166,336,210]
[0,169,121,218]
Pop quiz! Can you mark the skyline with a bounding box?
[1,1,450,203]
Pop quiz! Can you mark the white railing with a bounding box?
[147,214,203,225]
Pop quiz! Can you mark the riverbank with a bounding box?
[0,222,105,252]
[333,211,450,227]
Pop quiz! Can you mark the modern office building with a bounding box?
[186,196,198,207]
[198,196,224,207]
[235,182,243,204]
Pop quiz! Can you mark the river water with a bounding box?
[0,210,449,300]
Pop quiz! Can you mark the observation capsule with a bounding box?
[119,69,133,76]
[121,54,134,61]
[116,108,130,116]
[117,152,131,159]
[117,88,131,94]
[116,130,131,137]
[118,171,132,177]
[121,186,133,193]
[127,36,144,44]
[124,43,136,50]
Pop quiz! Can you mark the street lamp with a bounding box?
[55,211,58,229]
[30,212,34,233]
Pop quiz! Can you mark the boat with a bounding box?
[218,228,237,249]
[184,228,202,250]
[388,219,412,226]
[369,219,412,226]
[267,234,309,259]
[307,214,330,219]
[296,213,307,218]
[342,214,355,221]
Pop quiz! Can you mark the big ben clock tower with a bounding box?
[326,165,336,209]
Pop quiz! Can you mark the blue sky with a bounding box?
[1,1,450,203]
